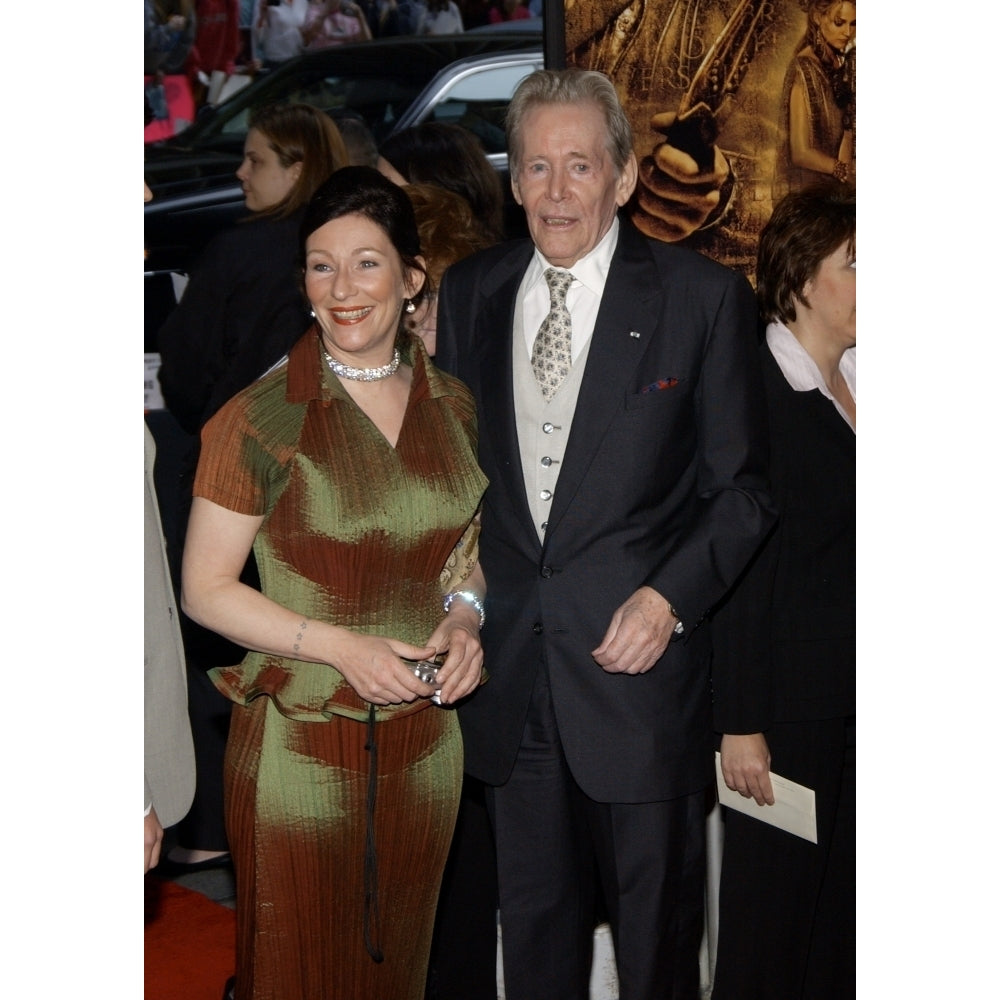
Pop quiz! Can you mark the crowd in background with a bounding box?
[145,0,543,122]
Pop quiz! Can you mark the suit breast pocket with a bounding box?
[624,375,688,411]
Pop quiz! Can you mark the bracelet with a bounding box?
[831,159,849,184]
[443,590,485,630]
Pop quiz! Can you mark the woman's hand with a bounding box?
[423,615,484,705]
[720,732,774,806]
[329,633,442,705]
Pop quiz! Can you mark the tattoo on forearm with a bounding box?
[293,620,307,654]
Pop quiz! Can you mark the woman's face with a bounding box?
[798,240,856,349]
[816,2,856,53]
[304,211,425,365]
[235,128,302,213]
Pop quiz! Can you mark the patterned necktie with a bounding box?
[531,268,575,402]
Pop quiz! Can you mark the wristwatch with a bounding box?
[667,600,684,637]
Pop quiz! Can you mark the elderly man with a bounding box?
[435,68,775,999]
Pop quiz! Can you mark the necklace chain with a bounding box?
[323,347,401,382]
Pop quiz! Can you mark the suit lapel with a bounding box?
[543,222,663,543]
[476,244,543,550]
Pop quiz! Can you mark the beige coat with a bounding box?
[144,424,195,826]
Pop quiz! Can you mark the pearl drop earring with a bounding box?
[405,299,416,314]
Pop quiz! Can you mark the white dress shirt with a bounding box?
[520,217,620,363]
[766,321,856,432]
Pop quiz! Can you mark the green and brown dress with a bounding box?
[195,328,487,1000]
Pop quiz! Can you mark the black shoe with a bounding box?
[154,852,233,878]
[222,976,236,1000]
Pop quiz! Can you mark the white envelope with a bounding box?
[715,751,818,844]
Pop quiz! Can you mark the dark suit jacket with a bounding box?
[435,216,775,803]
[157,209,311,435]
[711,342,856,734]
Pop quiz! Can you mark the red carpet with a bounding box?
[145,876,235,1000]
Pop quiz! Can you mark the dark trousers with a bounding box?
[492,664,707,1000]
[712,715,855,1000]
[425,774,499,1000]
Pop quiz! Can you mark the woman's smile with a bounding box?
[328,305,375,325]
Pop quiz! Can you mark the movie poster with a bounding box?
[559,0,856,278]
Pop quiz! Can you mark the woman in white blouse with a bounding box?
[711,181,855,999]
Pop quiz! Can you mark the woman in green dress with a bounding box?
[181,165,488,1000]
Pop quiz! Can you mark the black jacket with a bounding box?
[711,341,856,734]
[157,209,310,434]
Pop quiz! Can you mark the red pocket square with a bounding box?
[640,377,681,394]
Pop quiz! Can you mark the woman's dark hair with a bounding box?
[756,181,855,324]
[300,165,428,321]
[247,103,349,219]
[379,123,505,244]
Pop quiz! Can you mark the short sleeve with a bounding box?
[193,373,305,517]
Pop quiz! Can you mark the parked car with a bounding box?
[144,31,543,348]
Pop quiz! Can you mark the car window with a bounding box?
[214,72,428,145]
[422,63,540,155]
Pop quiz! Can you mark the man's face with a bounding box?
[512,101,637,268]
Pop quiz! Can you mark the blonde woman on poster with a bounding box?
[781,0,856,189]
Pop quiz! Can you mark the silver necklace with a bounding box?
[323,347,401,382]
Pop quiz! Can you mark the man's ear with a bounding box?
[616,152,638,207]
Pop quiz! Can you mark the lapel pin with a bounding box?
[629,330,641,339]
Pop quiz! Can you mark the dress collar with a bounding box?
[283,325,460,405]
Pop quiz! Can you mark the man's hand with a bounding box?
[633,110,732,243]
[720,732,774,806]
[591,586,677,675]
[145,807,164,874]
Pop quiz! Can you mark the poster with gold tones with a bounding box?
[558,0,855,278]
